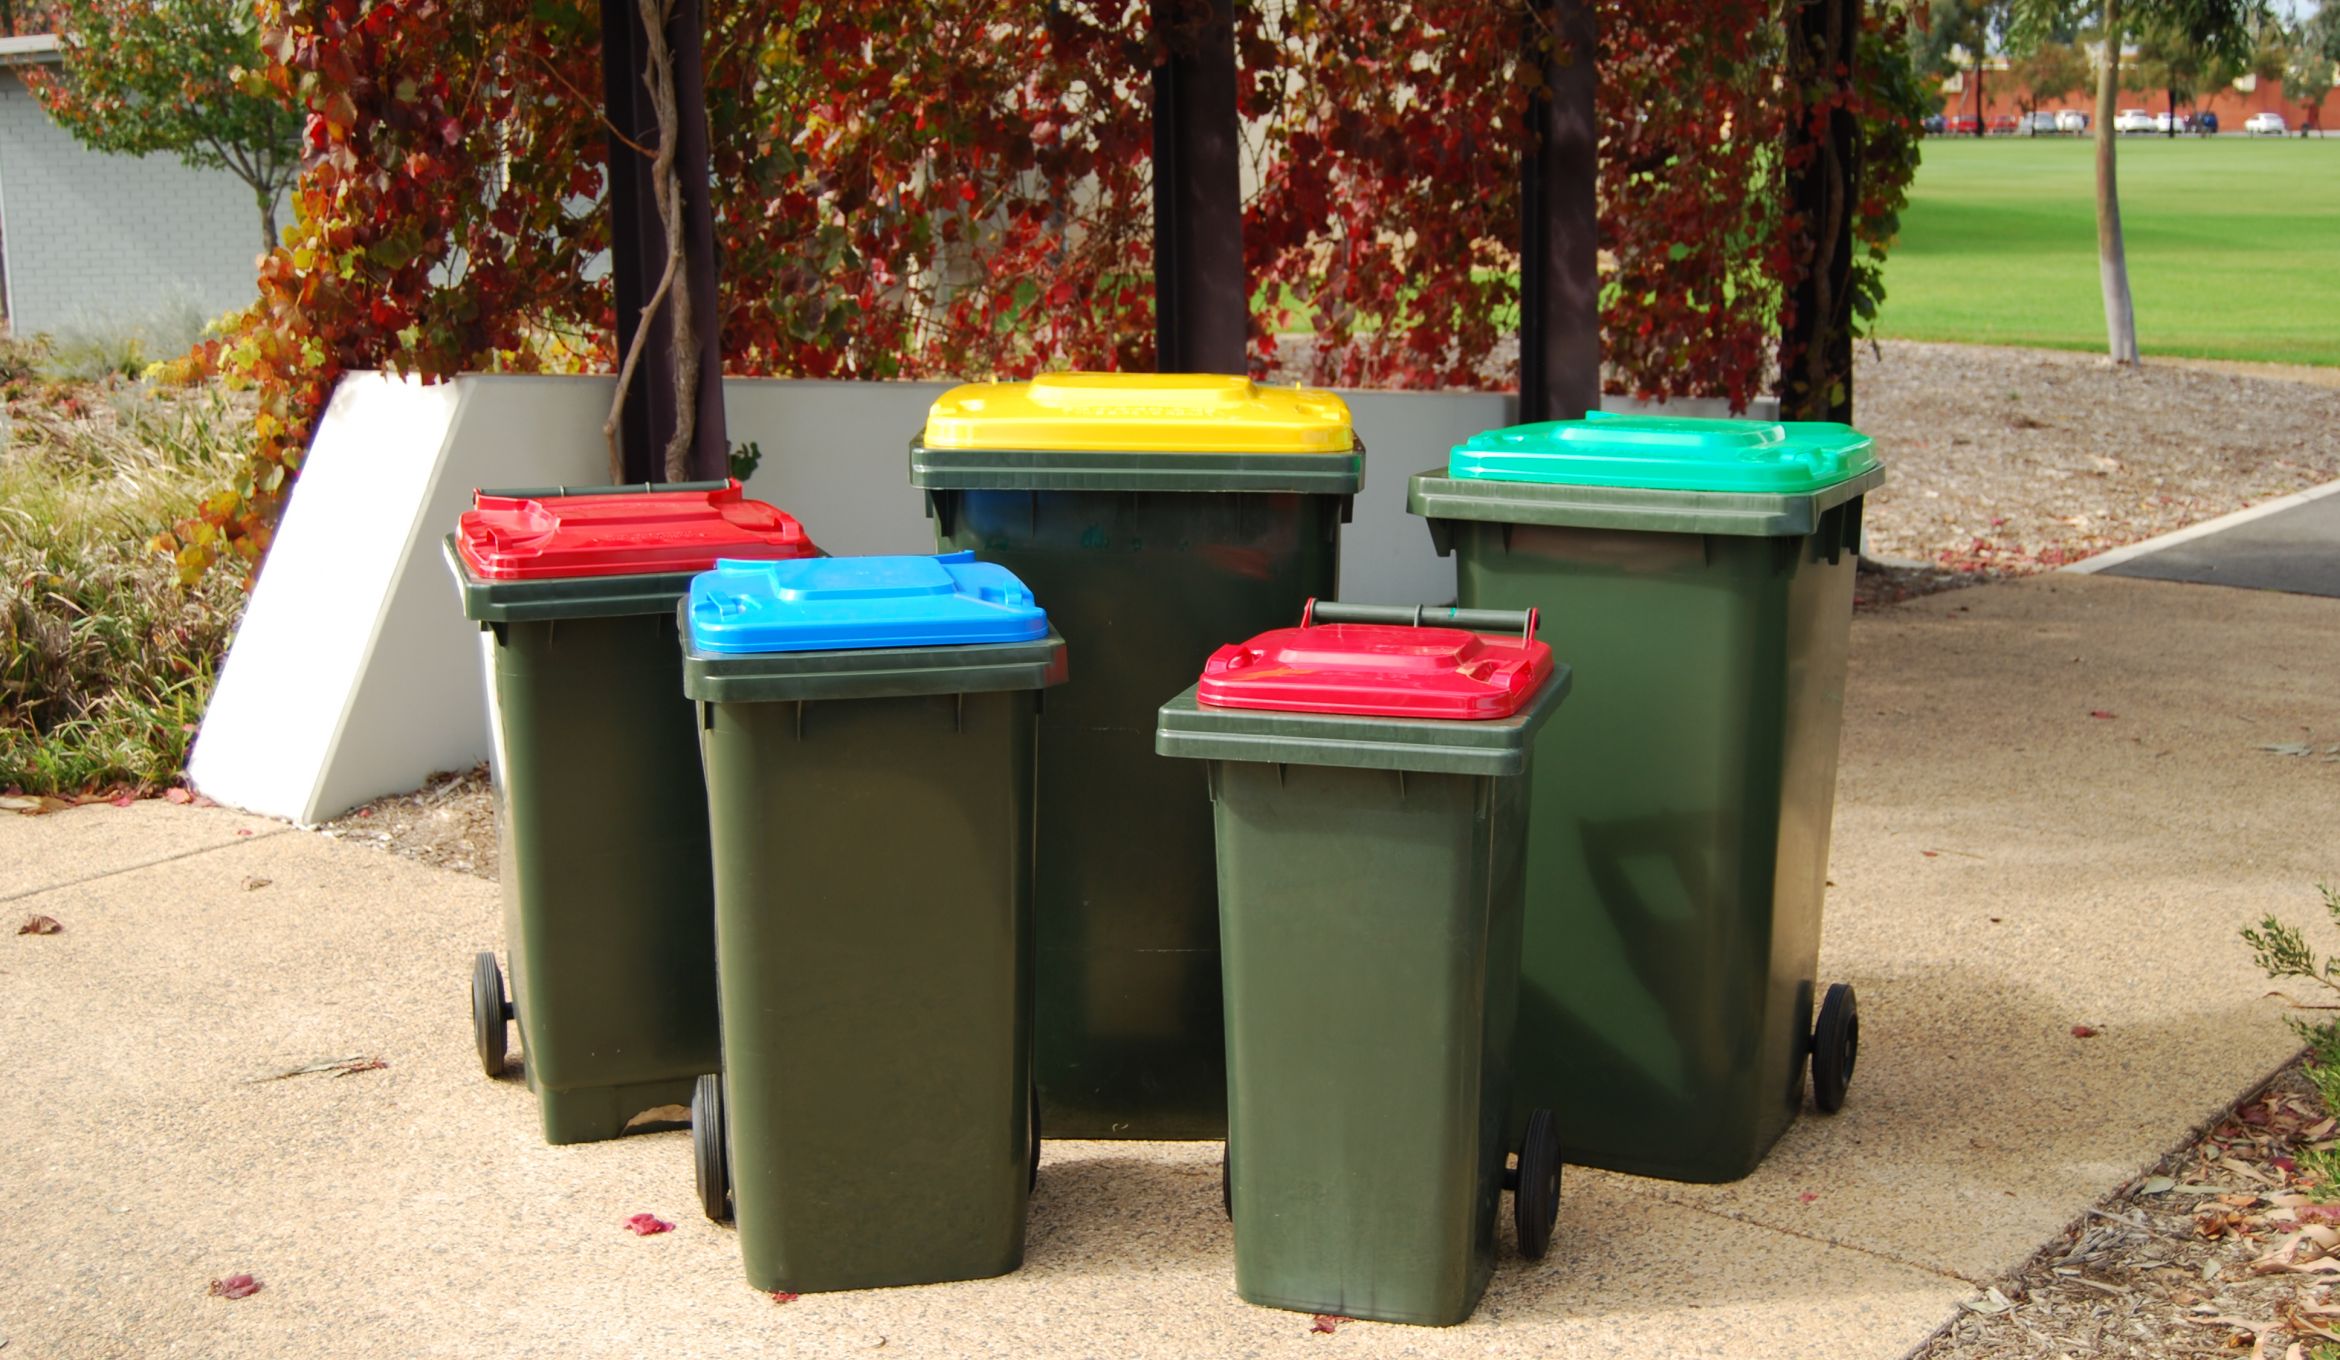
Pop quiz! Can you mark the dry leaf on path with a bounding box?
[0,795,72,816]
[1309,1314,1345,1334]
[17,915,62,936]
[623,1214,673,1236]
[242,1055,387,1083]
[207,1274,261,1300]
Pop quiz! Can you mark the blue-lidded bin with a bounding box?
[681,553,1066,1293]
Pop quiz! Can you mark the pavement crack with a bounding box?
[1644,1192,1987,1287]
[0,827,298,903]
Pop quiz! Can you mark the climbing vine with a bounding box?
[165,0,1922,582]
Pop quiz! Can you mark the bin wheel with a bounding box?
[470,951,508,1078]
[1812,982,1859,1114]
[1028,1084,1042,1194]
[693,1072,731,1223]
[1221,1140,1232,1220]
[1512,1108,1561,1261]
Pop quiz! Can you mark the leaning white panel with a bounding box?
[188,372,610,824]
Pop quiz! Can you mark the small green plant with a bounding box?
[2245,886,2340,1198]
[729,439,764,483]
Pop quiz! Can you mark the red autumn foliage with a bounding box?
[170,1,1919,582]
[624,1213,675,1235]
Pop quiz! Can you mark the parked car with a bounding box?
[2057,109,2090,133]
[2246,111,2287,135]
[1988,114,2021,135]
[1922,113,1947,135]
[2195,111,2219,135]
[2021,111,2062,135]
[1947,113,1984,135]
[2115,108,2157,134]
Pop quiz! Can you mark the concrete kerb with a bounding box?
[2061,476,2340,576]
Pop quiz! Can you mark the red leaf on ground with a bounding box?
[2089,710,2116,720]
[1310,1314,1345,1334]
[2071,1025,2100,1038]
[235,829,253,837]
[623,1214,674,1236]
[1921,850,1939,858]
[208,1274,261,1299]
[17,915,62,935]
[109,794,135,808]
[1799,1191,1819,1203]
[164,788,193,804]
[770,1291,799,1305]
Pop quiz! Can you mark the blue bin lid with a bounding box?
[687,551,1050,654]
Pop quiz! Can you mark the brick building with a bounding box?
[1942,55,2340,131]
[0,34,276,335]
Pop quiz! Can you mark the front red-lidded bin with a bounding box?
[443,478,820,1145]
[1156,602,1571,1326]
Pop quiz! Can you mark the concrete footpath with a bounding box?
[4,572,2337,1360]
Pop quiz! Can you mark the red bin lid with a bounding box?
[455,479,816,580]
[1195,618,1556,721]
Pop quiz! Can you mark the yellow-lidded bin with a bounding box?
[911,372,1363,1139]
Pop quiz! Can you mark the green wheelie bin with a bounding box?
[446,479,817,1145]
[1156,601,1570,1327]
[913,372,1361,1139]
[682,552,1064,1293]
[1408,413,1881,1183]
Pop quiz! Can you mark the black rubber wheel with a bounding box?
[1812,982,1859,1114]
[470,951,507,1078]
[1221,1139,1232,1220]
[693,1072,731,1223]
[1512,1107,1562,1261]
[1028,1084,1042,1193]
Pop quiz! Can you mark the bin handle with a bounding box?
[1301,598,1540,643]
[475,478,737,502]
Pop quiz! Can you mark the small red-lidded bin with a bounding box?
[444,479,818,1146]
[1157,602,1571,1327]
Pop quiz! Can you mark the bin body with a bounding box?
[448,479,815,1145]
[1409,415,1882,1182]
[1157,613,1566,1326]
[685,554,1064,1292]
[914,374,1361,1139]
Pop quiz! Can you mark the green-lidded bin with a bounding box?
[446,479,817,1145]
[1408,413,1881,1183]
[913,372,1362,1139]
[682,552,1064,1293]
[1156,601,1570,1327]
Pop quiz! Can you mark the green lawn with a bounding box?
[1876,136,2340,365]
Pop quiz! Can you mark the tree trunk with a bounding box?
[2095,0,2140,364]
[1975,58,1987,135]
[2165,83,2177,136]
[259,191,278,253]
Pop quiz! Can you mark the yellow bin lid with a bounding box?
[922,373,1355,454]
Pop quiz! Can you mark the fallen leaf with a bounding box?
[1309,1314,1345,1335]
[2140,1175,2177,1195]
[242,877,272,892]
[770,1291,799,1305]
[2089,710,2116,720]
[2072,1025,2100,1038]
[234,829,253,837]
[624,1214,673,1236]
[2261,743,2315,757]
[1799,1191,1819,1203]
[208,1274,261,1300]
[0,795,72,816]
[108,794,135,808]
[1961,1287,2015,1315]
[164,788,193,805]
[1922,850,1939,858]
[17,915,62,936]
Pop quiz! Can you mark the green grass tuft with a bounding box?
[1,350,250,793]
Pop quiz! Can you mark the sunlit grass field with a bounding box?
[1876,135,2340,366]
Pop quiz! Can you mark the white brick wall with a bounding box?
[0,64,279,335]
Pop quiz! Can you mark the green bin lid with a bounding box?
[1451,413,1876,496]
